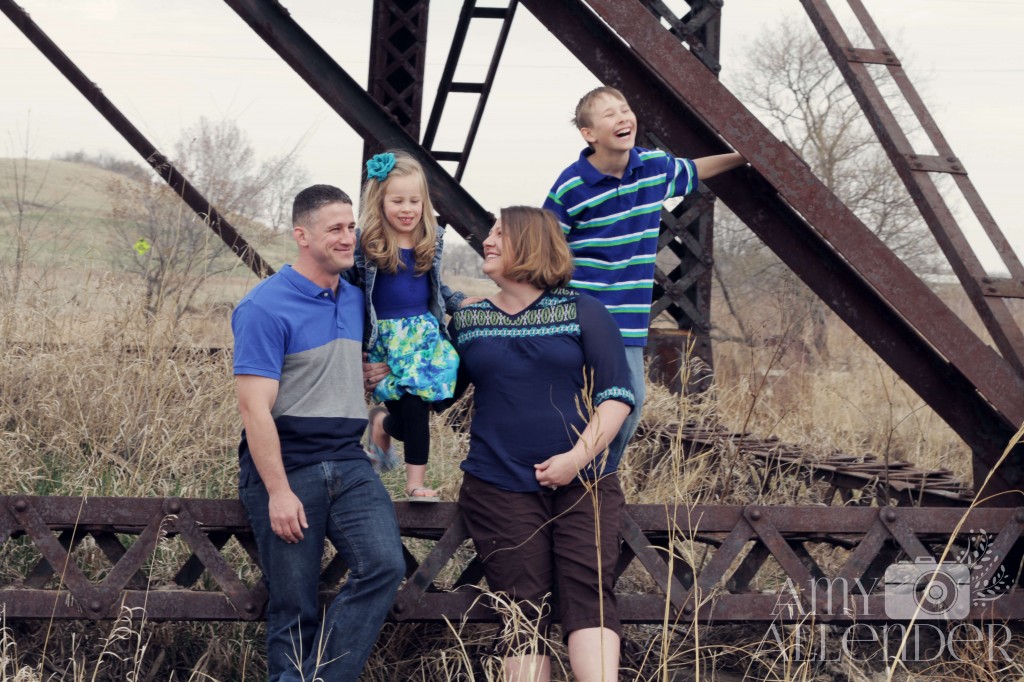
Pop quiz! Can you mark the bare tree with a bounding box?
[442,239,483,279]
[108,118,306,318]
[714,19,941,356]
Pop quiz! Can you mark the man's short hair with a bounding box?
[572,85,628,129]
[293,184,352,227]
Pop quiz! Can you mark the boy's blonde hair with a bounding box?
[572,85,628,129]
[359,150,438,274]
[498,206,574,289]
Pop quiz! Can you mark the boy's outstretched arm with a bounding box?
[693,152,746,180]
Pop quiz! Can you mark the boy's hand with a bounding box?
[459,296,485,307]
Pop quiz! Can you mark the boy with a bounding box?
[543,86,745,469]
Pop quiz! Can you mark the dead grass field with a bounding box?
[0,160,1019,680]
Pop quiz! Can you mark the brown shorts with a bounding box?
[457,472,624,652]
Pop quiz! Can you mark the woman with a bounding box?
[449,205,635,682]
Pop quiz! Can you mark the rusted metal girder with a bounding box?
[4,496,1023,623]
[364,0,430,162]
[643,423,974,507]
[223,0,495,249]
[518,0,1024,500]
[640,2,722,393]
[0,0,274,280]
[800,0,1024,377]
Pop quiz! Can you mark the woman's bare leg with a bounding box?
[504,654,551,682]
[567,627,619,682]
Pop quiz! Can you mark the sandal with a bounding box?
[405,486,440,503]
[366,407,399,473]
[366,442,400,473]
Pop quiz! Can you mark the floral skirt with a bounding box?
[368,313,458,403]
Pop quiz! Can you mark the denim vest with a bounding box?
[350,225,464,349]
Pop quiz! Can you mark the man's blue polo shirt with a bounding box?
[543,146,697,347]
[231,264,368,487]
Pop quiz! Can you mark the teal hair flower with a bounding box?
[366,152,396,181]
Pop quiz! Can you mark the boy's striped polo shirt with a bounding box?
[543,146,698,347]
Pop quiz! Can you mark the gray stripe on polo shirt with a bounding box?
[273,337,366,420]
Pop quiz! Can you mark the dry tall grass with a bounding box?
[1,261,1019,680]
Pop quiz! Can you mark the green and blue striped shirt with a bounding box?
[544,147,697,346]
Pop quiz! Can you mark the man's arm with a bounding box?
[236,374,307,543]
[693,151,746,180]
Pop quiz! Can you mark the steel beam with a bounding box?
[800,0,1024,377]
[4,496,1023,623]
[0,0,274,280]
[364,0,430,161]
[518,0,1024,499]
[223,0,494,250]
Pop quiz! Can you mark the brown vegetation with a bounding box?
[1,157,1017,680]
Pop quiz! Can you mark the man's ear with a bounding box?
[293,224,308,246]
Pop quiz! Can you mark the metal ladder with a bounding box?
[421,0,518,182]
[801,0,1024,376]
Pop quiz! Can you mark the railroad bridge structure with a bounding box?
[2,0,1023,626]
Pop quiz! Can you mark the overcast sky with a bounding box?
[1,0,1020,273]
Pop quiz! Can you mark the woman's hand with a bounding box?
[534,452,581,489]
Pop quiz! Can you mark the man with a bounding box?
[232,184,405,681]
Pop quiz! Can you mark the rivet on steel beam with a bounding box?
[909,155,918,160]
[951,166,961,172]
[1015,509,1024,524]
[90,600,103,613]
[883,509,897,522]
[13,497,29,513]
[683,604,694,616]
[164,498,182,515]
[392,602,406,615]
[947,157,957,162]
[244,601,258,615]
[748,509,761,521]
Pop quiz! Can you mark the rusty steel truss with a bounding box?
[3,495,1023,623]
[2,0,1024,621]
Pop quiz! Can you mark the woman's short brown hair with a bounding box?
[499,206,574,289]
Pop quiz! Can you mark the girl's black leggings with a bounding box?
[383,393,431,466]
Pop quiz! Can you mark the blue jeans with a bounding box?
[607,346,646,469]
[240,459,405,682]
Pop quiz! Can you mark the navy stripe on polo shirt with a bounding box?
[232,265,367,487]
[543,147,697,346]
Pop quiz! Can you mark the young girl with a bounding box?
[355,150,464,501]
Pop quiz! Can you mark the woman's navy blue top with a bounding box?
[449,287,635,492]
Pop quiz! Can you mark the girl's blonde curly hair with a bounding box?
[359,150,438,274]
